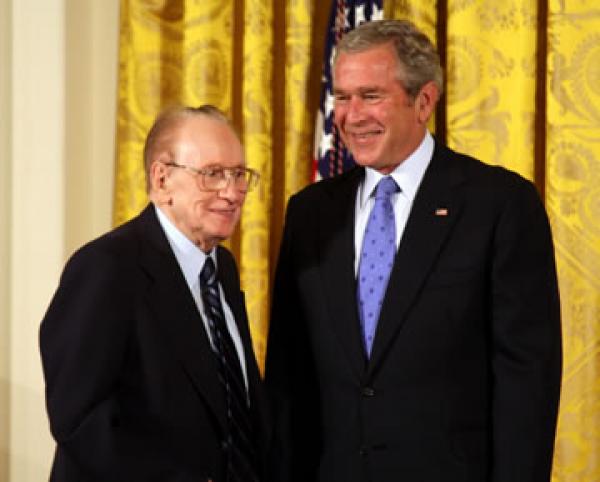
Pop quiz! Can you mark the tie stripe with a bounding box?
[200,269,249,402]
[200,257,259,482]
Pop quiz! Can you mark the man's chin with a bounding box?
[211,227,236,244]
[352,155,379,168]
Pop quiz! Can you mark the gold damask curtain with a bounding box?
[114,1,599,479]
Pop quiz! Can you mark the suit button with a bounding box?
[359,446,368,457]
[361,386,375,397]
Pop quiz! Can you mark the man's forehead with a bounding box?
[335,42,397,62]
[334,50,399,80]
[333,84,385,93]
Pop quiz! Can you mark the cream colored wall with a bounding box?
[0,1,119,480]
[0,0,12,480]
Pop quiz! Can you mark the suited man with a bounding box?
[40,105,269,482]
[266,20,561,482]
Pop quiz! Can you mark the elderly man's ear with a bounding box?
[149,156,173,205]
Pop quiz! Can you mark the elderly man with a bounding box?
[41,105,269,482]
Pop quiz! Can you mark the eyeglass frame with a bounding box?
[162,161,260,192]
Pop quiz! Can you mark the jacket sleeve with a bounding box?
[265,194,322,482]
[490,178,562,481]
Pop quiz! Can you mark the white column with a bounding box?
[10,0,66,479]
[88,0,118,238]
[64,0,118,253]
[4,0,118,479]
[0,0,13,479]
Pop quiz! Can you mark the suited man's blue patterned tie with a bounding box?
[200,257,259,482]
[357,176,399,357]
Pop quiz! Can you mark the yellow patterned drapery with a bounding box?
[239,0,274,370]
[114,2,600,478]
[446,1,538,180]
[385,0,436,50]
[546,1,600,480]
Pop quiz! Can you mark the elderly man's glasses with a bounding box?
[163,162,260,192]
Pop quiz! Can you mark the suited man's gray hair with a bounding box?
[334,19,443,100]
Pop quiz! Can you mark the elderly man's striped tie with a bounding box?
[200,257,259,482]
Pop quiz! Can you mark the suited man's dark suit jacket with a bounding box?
[266,141,562,482]
[40,204,269,482]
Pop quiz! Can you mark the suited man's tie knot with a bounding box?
[374,176,399,200]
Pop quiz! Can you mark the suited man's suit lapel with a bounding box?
[136,205,228,432]
[319,143,466,378]
[368,144,466,374]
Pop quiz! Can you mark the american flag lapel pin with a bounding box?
[435,208,449,216]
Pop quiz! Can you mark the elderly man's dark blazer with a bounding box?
[266,141,562,482]
[40,204,269,482]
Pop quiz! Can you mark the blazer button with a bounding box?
[359,446,368,457]
[361,386,375,397]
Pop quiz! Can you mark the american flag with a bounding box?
[313,0,384,181]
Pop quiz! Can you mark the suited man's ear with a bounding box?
[415,81,439,124]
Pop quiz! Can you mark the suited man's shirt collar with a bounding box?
[154,204,215,288]
[358,130,434,208]
[354,132,434,275]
